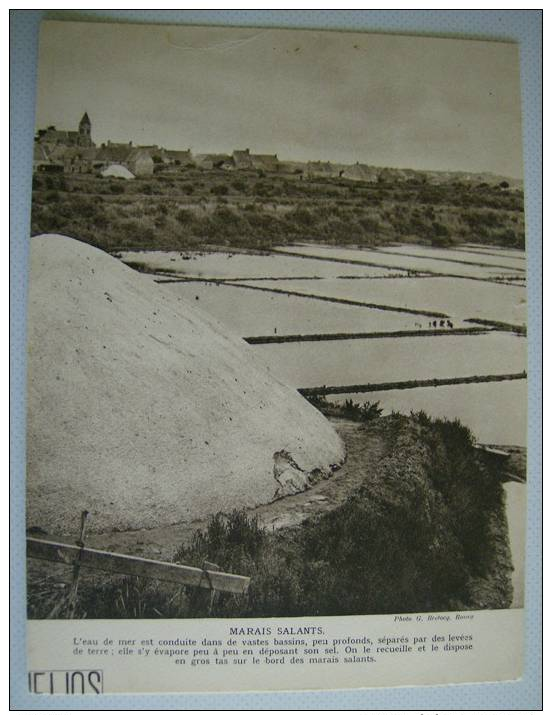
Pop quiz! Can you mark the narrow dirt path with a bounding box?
[84,419,386,561]
[253,419,385,531]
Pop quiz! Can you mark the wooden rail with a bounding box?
[27,538,250,595]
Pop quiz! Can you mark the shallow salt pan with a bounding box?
[251,332,526,390]
[276,244,524,279]
[159,281,424,336]
[377,243,526,271]
[119,249,402,279]
[329,380,527,446]
[243,277,526,326]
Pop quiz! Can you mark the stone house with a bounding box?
[194,154,231,170]
[251,154,279,172]
[126,148,154,176]
[306,161,341,178]
[95,142,133,166]
[165,149,194,167]
[232,149,253,170]
[95,142,154,176]
[61,147,97,174]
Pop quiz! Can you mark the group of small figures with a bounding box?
[413,319,455,329]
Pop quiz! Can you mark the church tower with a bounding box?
[78,112,92,146]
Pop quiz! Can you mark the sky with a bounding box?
[36,21,524,178]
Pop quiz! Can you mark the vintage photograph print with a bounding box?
[27,20,527,623]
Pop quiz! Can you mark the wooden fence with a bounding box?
[27,537,250,595]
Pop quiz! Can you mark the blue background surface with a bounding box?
[10,9,542,710]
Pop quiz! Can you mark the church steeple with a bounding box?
[78,112,91,145]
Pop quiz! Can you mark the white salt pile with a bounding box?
[100,163,135,179]
[26,235,345,535]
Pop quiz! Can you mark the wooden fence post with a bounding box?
[67,510,89,618]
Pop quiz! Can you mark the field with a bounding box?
[30,168,525,253]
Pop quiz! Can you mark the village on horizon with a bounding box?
[34,112,521,187]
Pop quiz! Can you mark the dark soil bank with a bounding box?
[27,412,516,618]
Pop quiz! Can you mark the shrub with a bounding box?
[290,207,315,227]
[231,179,247,192]
[210,184,229,196]
[430,222,451,246]
[31,207,63,233]
[358,216,380,234]
[61,197,99,220]
[341,398,383,421]
[461,209,501,229]
[496,228,518,247]
[253,182,270,197]
[29,167,524,257]
[305,393,331,411]
[176,208,194,224]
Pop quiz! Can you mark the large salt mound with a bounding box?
[101,163,135,179]
[27,235,345,535]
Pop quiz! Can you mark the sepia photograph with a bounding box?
[26,20,527,626]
